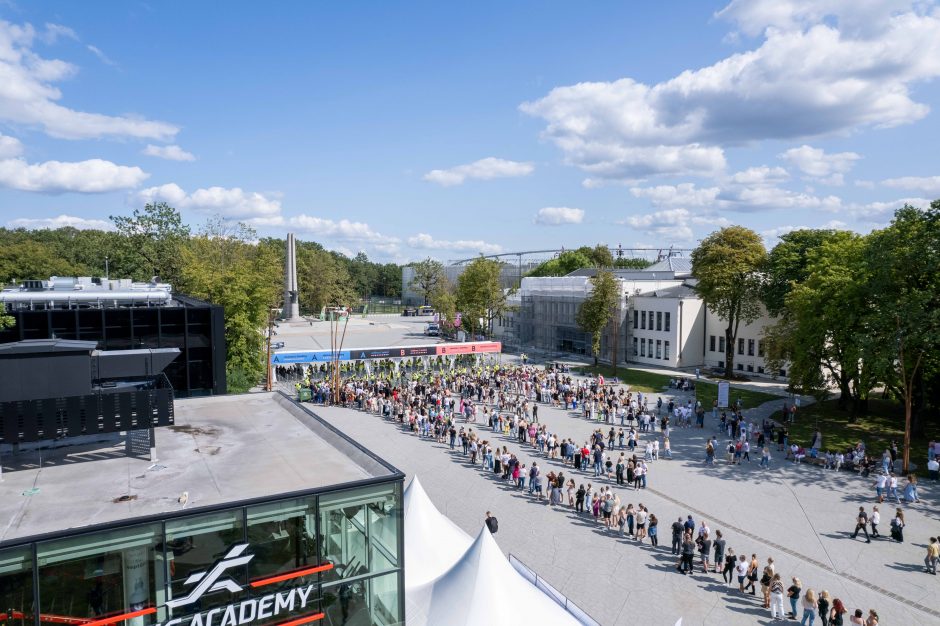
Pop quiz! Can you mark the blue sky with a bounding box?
[1,0,939,261]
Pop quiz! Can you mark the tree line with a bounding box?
[0,203,402,392]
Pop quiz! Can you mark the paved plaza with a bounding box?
[312,363,938,625]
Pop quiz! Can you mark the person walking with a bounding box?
[869,506,880,539]
[769,573,786,619]
[851,506,871,543]
[924,537,938,575]
[736,555,749,592]
[890,508,905,542]
[801,588,818,626]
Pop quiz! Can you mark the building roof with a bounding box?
[644,256,693,274]
[0,392,401,545]
[634,283,699,298]
[0,339,97,355]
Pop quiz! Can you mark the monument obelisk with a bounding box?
[282,232,302,321]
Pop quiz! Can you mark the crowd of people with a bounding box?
[288,358,907,624]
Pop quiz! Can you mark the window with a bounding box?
[718,336,725,353]
[166,511,245,610]
[640,339,646,357]
[633,310,638,329]
[656,339,662,359]
[632,337,638,356]
[656,312,662,331]
[664,312,671,332]
[641,311,646,330]
[747,364,754,372]
[320,483,400,583]
[664,340,670,360]
[0,547,33,624]
[737,363,744,371]
[709,335,716,352]
[758,340,765,357]
[779,369,787,377]
[738,338,745,355]
[748,339,755,356]
[247,497,318,585]
[758,366,765,374]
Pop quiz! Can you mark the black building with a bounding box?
[0,280,226,396]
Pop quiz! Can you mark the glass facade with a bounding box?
[0,482,402,626]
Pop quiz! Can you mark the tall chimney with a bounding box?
[282,233,301,320]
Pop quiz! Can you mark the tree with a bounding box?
[409,258,446,305]
[765,233,874,415]
[762,229,849,317]
[429,277,457,332]
[691,226,766,378]
[455,257,512,338]
[576,269,620,367]
[0,240,85,284]
[296,241,357,312]
[614,257,652,270]
[863,203,940,472]
[110,203,191,284]
[177,218,281,393]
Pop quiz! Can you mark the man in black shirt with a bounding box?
[679,534,696,574]
[713,530,726,574]
[851,506,871,542]
[671,517,684,555]
[485,511,498,534]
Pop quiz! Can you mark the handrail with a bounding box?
[508,553,601,626]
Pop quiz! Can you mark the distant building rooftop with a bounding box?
[565,256,693,280]
[0,392,400,545]
[0,276,183,310]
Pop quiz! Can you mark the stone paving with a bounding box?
[312,376,938,626]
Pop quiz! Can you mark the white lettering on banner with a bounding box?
[153,586,316,626]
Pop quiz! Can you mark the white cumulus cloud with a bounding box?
[535,206,584,225]
[7,214,112,230]
[423,157,534,186]
[0,157,149,193]
[135,184,282,219]
[0,133,23,158]
[521,2,940,183]
[143,144,195,162]
[881,175,940,195]
[779,145,860,185]
[289,215,389,242]
[0,19,178,140]
[630,183,721,207]
[407,233,502,255]
[620,208,731,242]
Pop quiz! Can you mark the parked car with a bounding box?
[425,323,440,336]
[402,307,417,317]
[418,306,435,316]
[271,341,286,349]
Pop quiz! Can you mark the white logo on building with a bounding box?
[165,544,254,608]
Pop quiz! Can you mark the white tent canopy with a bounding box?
[403,475,473,589]
[407,525,581,626]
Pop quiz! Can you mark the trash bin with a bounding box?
[298,389,312,402]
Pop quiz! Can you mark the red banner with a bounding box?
[436,342,501,355]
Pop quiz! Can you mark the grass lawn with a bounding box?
[770,399,939,473]
[574,364,780,411]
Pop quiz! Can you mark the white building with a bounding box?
[497,256,787,379]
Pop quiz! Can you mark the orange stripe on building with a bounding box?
[249,562,334,587]
[272,613,325,626]
[82,608,156,626]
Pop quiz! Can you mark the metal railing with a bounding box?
[508,553,601,626]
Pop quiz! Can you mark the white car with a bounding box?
[425,323,440,336]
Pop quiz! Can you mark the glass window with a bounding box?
[738,338,745,355]
[664,312,671,332]
[246,497,319,590]
[718,336,725,353]
[709,335,716,352]
[747,339,755,356]
[664,341,670,360]
[640,311,646,330]
[758,340,765,357]
[165,510,245,611]
[633,310,638,329]
[656,312,662,331]
[0,546,34,626]
[320,484,400,583]
[655,340,661,359]
[640,339,646,357]
[322,572,401,626]
[37,524,161,624]
[632,337,638,356]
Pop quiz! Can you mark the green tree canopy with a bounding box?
[409,258,446,305]
[110,202,191,284]
[691,226,766,378]
[576,269,620,366]
[762,229,852,317]
[455,257,512,338]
